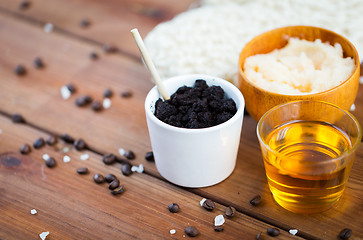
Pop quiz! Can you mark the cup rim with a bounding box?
[256,100,362,164]
[145,74,245,133]
[238,25,360,97]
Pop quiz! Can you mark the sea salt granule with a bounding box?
[80,153,89,160]
[359,76,363,84]
[289,229,298,235]
[170,229,176,234]
[131,164,144,173]
[350,103,356,111]
[200,198,207,206]
[118,148,125,156]
[63,155,71,163]
[43,23,53,33]
[60,85,71,100]
[42,154,50,161]
[30,209,37,215]
[214,215,225,226]
[39,231,49,240]
[103,98,111,109]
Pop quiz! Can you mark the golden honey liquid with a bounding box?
[263,120,354,213]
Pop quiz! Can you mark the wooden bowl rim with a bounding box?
[238,25,360,97]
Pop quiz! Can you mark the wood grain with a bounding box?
[0,115,302,240]
[0,1,362,239]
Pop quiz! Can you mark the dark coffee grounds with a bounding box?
[154,79,237,129]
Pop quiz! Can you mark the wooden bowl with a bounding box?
[238,26,360,121]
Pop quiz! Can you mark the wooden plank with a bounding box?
[0,115,302,239]
[0,8,362,240]
[0,0,196,56]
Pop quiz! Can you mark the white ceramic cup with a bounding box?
[145,74,245,187]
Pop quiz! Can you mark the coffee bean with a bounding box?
[75,95,92,107]
[89,52,99,60]
[103,44,117,53]
[105,173,116,183]
[250,195,262,206]
[77,167,89,174]
[145,152,154,162]
[61,133,75,143]
[33,137,45,149]
[93,173,105,184]
[19,0,31,10]
[214,225,224,232]
[121,90,133,98]
[267,228,280,237]
[109,179,120,190]
[11,113,25,123]
[339,228,352,240]
[46,135,57,146]
[103,89,113,98]
[111,185,124,195]
[79,18,91,28]
[33,57,44,69]
[74,138,86,150]
[66,83,76,93]
[124,150,135,160]
[20,144,31,154]
[185,226,199,237]
[91,101,102,112]
[256,232,262,240]
[14,64,26,76]
[225,206,236,218]
[202,199,215,211]
[168,203,179,213]
[102,153,116,165]
[45,157,56,168]
[121,163,132,176]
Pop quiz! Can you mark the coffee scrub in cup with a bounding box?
[257,100,361,214]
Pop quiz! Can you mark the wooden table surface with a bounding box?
[0,1,362,239]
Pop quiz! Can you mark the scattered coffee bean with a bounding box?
[338,228,352,240]
[109,179,120,190]
[121,90,133,98]
[33,57,44,69]
[168,203,179,213]
[75,95,92,107]
[14,64,26,76]
[77,167,89,174]
[103,89,113,98]
[256,232,262,240]
[267,228,280,237]
[225,206,236,218]
[124,150,135,160]
[11,113,26,123]
[74,138,86,150]
[79,18,91,28]
[91,101,103,112]
[45,157,56,168]
[214,225,224,232]
[66,83,76,93]
[111,185,124,195]
[105,173,116,183]
[102,153,116,165]
[46,135,57,145]
[20,144,31,154]
[121,163,132,176]
[115,157,127,164]
[103,44,117,53]
[185,226,199,237]
[145,151,154,162]
[93,173,105,184]
[89,52,99,60]
[61,133,75,143]
[250,195,262,206]
[19,0,31,10]
[202,199,215,211]
[33,137,45,149]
